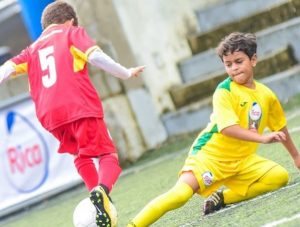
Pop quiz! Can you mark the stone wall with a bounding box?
[61,0,223,162]
[0,0,228,163]
[112,0,221,113]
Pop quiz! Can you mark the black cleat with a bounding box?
[203,190,225,215]
[90,186,112,227]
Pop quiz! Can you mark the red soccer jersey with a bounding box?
[10,24,103,130]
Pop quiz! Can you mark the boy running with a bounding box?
[127,32,300,226]
[0,1,144,227]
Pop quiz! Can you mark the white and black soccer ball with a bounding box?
[73,197,118,227]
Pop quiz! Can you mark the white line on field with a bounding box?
[286,109,300,121]
[289,126,300,133]
[261,212,300,227]
[180,182,300,227]
[120,148,186,177]
[210,182,300,216]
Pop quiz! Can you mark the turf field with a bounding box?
[1,97,300,227]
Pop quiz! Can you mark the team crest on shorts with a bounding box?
[202,171,213,186]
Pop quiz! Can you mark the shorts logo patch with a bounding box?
[202,171,213,186]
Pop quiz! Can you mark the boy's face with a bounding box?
[222,51,257,88]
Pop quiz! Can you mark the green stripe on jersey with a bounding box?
[191,124,218,155]
[216,77,232,91]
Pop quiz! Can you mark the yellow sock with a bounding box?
[224,165,288,204]
[128,182,193,227]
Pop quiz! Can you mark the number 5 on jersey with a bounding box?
[38,46,57,88]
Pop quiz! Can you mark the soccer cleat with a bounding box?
[203,190,225,215]
[90,186,113,227]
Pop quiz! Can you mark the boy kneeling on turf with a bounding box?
[127,32,300,226]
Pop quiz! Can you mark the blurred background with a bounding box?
[3,0,300,163]
[1,0,300,222]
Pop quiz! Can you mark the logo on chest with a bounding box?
[248,102,262,131]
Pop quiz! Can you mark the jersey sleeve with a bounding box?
[213,88,239,131]
[10,48,29,75]
[69,26,99,72]
[267,92,287,131]
[70,26,99,56]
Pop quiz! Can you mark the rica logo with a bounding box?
[3,111,49,193]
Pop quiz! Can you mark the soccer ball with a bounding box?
[73,197,118,227]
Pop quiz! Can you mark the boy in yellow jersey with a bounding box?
[127,32,300,226]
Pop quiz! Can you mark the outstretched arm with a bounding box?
[222,125,300,169]
[0,61,15,84]
[280,127,300,169]
[88,49,145,79]
[221,124,286,144]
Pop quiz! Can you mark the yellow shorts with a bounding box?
[179,152,280,197]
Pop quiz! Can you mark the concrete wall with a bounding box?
[61,0,224,162]
[0,0,224,162]
[0,1,30,55]
[112,0,221,113]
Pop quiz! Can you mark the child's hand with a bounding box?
[261,131,286,144]
[130,66,145,77]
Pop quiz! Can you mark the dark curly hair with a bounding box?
[41,1,78,30]
[216,32,257,61]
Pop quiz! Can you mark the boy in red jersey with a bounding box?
[127,32,300,226]
[0,1,144,226]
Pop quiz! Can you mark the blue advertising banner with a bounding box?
[17,0,54,40]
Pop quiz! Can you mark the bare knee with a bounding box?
[178,171,200,192]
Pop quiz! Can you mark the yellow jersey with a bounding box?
[190,77,286,161]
